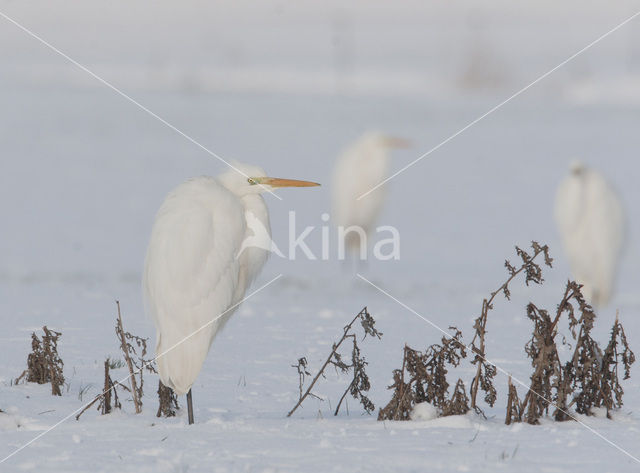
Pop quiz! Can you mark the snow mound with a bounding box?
[0,411,36,431]
[410,402,439,421]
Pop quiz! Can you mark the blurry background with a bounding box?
[1,0,639,326]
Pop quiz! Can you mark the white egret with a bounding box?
[143,164,319,423]
[554,161,625,307]
[331,132,409,258]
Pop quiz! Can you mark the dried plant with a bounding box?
[599,314,635,413]
[375,242,633,426]
[157,381,179,417]
[77,302,157,420]
[443,378,471,416]
[470,242,552,412]
[521,301,561,423]
[287,307,382,417]
[376,346,414,421]
[562,310,635,418]
[76,358,124,420]
[378,328,468,421]
[334,334,375,415]
[554,282,599,420]
[505,377,523,425]
[115,300,156,414]
[16,326,65,396]
[292,357,311,401]
[368,242,632,426]
[514,281,635,424]
[100,359,122,415]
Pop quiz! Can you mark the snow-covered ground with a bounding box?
[1,1,640,471]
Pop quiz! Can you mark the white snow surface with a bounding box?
[2,1,640,472]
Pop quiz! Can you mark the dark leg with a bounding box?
[186,389,194,425]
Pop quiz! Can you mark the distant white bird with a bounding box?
[332,132,409,257]
[554,161,625,307]
[143,164,319,423]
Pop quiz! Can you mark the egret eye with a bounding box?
[247,178,257,185]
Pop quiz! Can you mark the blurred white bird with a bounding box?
[143,164,319,423]
[331,132,409,258]
[554,161,625,307]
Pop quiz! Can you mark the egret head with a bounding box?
[218,163,320,196]
[362,132,411,150]
[570,160,585,175]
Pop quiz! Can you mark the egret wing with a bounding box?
[143,177,246,395]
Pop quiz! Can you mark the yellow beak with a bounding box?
[256,177,321,188]
[386,136,412,149]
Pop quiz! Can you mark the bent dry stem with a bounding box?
[470,242,552,411]
[287,307,381,417]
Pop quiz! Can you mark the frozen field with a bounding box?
[1,1,640,472]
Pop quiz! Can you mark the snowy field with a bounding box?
[1,1,640,471]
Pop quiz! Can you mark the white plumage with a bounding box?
[332,132,409,254]
[143,164,319,407]
[554,161,625,307]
